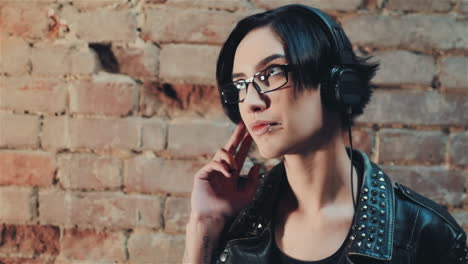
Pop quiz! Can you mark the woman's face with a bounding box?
[233,26,339,159]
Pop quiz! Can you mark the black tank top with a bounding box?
[271,158,364,264]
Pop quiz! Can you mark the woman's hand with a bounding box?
[189,121,261,224]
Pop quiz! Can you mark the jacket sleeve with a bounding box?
[443,230,467,264]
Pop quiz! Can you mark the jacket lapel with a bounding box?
[221,148,396,264]
[345,148,396,263]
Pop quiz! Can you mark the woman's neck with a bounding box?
[282,132,359,220]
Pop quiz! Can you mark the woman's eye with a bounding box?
[234,82,246,89]
[269,67,283,76]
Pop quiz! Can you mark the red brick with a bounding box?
[0,151,55,187]
[0,77,67,114]
[383,166,465,207]
[31,43,98,76]
[160,44,220,84]
[167,118,233,156]
[57,154,121,190]
[0,113,39,148]
[252,0,362,11]
[462,0,468,13]
[127,230,185,263]
[379,129,446,164]
[164,196,190,234]
[451,211,468,231]
[70,73,137,116]
[39,188,68,226]
[124,155,200,194]
[357,90,468,126]
[143,6,246,45]
[59,6,137,42]
[343,15,468,51]
[440,56,468,90]
[41,116,67,150]
[141,117,167,151]
[0,3,50,39]
[386,0,454,11]
[343,127,374,156]
[140,82,223,118]
[112,43,159,79]
[0,224,60,257]
[0,187,32,223]
[0,35,30,75]
[372,51,436,86]
[0,257,47,264]
[62,228,125,262]
[71,0,131,11]
[159,0,247,11]
[450,131,468,166]
[68,117,139,150]
[70,192,162,229]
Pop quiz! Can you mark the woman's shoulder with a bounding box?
[392,181,466,258]
[393,182,464,234]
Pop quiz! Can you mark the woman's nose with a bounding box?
[243,82,268,112]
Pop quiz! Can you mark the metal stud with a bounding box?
[360,233,366,239]
[371,173,377,179]
[371,217,377,223]
[371,197,377,204]
[376,246,381,251]
[361,196,368,202]
[350,235,355,240]
[379,185,386,190]
[368,235,375,242]
[380,202,386,208]
[380,210,386,216]
[370,207,377,214]
[361,214,368,221]
[377,238,384,245]
[361,205,368,212]
[379,177,385,182]
[257,223,263,229]
[219,251,229,262]
[369,227,376,233]
[371,189,377,196]
[363,188,369,193]
[379,220,385,226]
[378,229,384,236]
[380,193,386,199]
[358,224,366,231]
[357,241,362,247]
[366,243,372,249]
[378,171,383,175]
[372,181,378,187]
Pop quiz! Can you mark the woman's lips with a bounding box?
[251,123,279,136]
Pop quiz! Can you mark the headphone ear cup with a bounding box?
[331,66,363,112]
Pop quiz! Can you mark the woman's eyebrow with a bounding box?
[232,53,286,79]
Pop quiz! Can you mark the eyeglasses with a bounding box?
[221,64,291,104]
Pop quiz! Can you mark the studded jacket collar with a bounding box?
[213,147,467,264]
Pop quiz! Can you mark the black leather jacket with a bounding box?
[212,148,467,264]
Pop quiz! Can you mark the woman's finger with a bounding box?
[224,122,247,154]
[234,133,253,171]
[214,148,238,171]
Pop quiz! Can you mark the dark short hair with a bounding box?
[216,5,379,128]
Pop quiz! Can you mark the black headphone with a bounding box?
[290,4,364,211]
[290,4,364,116]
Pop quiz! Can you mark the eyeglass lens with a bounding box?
[223,65,288,104]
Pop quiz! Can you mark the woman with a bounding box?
[183,4,467,264]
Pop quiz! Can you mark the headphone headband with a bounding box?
[288,4,354,65]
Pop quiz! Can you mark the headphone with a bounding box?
[290,4,365,211]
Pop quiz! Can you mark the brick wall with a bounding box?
[0,0,467,263]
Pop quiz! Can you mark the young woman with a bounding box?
[183,4,467,264]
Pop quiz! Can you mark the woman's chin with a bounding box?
[258,146,283,160]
